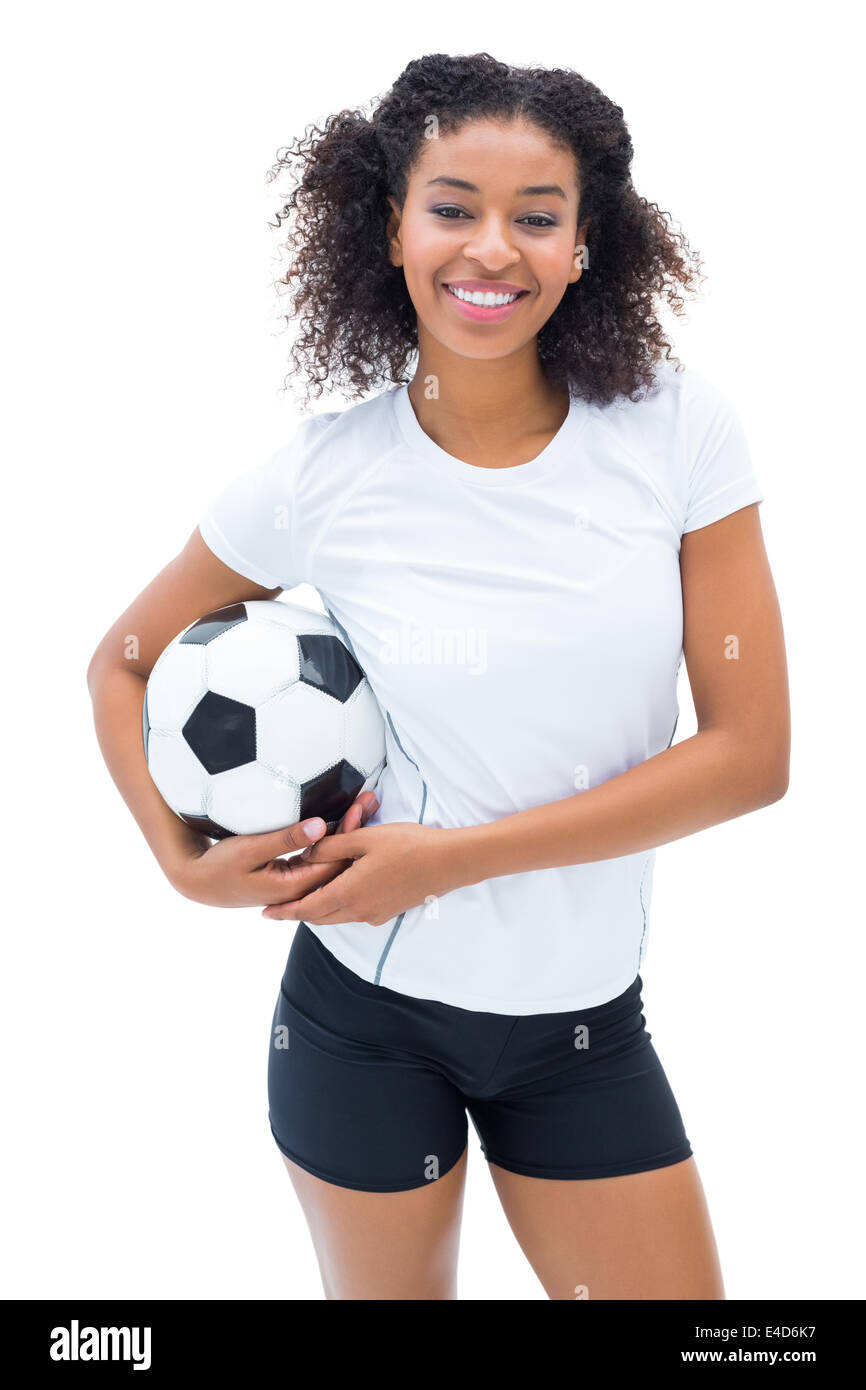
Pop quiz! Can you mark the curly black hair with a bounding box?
[266,52,704,409]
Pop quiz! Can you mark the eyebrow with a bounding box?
[425,175,569,201]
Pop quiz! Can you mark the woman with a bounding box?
[87,52,790,1300]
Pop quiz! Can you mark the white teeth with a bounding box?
[446,285,521,307]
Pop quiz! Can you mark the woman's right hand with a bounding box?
[167,790,380,909]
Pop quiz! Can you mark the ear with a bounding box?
[386,196,403,268]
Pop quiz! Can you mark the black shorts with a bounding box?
[267,922,693,1193]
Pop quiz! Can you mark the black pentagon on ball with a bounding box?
[298,633,364,702]
[182,691,256,774]
[299,760,366,824]
[179,602,249,645]
[180,812,233,841]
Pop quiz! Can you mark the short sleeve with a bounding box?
[681,375,764,534]
[197,416,325,590]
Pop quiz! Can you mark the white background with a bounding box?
[2,0,863,1300]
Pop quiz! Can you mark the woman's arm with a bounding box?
[86,527,376,900]
[86,528,287,881]
[266,503,790,926]
[452,502,789,884]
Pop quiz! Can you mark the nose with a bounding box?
[460,214,521,274]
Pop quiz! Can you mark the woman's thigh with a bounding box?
[268,924,474,1297]
[283,1145,468,1300]
[462,973,719,1298]
[489,1155,723,1300]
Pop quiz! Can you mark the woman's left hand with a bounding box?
[260,822,465,926]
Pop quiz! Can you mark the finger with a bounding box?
[264,850,351,883]
[261,876,346,921]
[297,827,369,865]
[337,799,363,835]
[256,799,374,893]
[278,909,361,926]
[338,791,378,835]
[259,857,351,904]
[240,814,329,868]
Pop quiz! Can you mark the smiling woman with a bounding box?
[401,141,584,338]
[267,53,700,409]
[88,50,789,1303]
[378,114,589,466]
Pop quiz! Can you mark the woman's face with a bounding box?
[387,117,587,363]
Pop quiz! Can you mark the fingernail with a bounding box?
[302,818,325,839]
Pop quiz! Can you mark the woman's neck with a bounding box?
[406,353,570,470]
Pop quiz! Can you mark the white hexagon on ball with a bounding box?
[147,730,209,814]
[246,599,335,636]
[146,643,208,731]
[257,681,345,783]
[207,760,302,836]
[206,617,300,706]
[343,681,387,775]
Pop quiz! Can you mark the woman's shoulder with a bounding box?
[284,386,404,510]
[598,357,731,414]
[296,384,400,443]
[589,357,742,452]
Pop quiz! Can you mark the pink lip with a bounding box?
[441,282,529,323]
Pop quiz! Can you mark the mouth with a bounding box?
[441,281,530,323]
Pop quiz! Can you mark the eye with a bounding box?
[430,206,556,228]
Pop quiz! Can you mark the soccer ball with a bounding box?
[142,600,386,839]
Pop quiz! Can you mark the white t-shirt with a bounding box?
[198,361,763,1014]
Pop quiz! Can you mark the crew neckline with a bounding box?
[390,383,589,487]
